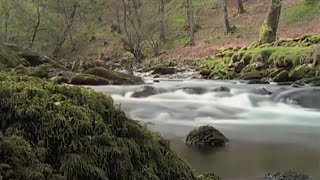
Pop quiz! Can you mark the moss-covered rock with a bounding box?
[0,43,23,69]
[49,76,69,84]
[289,65,311,81]
[0,73,196,180]
[152,66,177,75]
[85,67,143,85]
[70,73,110,85]
[186,125,229,148]
[273,70,290,82]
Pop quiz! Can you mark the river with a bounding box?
[88,79,320,179]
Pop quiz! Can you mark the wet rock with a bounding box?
[247,79,270,84]
[131,86,157,98]
[181,87,207,94]
[153,80,160,83]
[85,67,143,85]
[251,87,272,95]
[240,72,264,80]
[273,70,290,82]
[50,76,69,84]
[234,61,246,73]
[271,88,320,109]
[200,70,212,79]
[70,73,110,85]
[153,74,160,78]
[19,52,51,66]
[277,81,294,86]
[291,83,303,88]
[186,125,229,148]
[310,81,320,87]
[212,86,230,92]
[265,170,310,180]
[152,66,177,75]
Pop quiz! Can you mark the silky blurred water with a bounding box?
[89,79,320,179]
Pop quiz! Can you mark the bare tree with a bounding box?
[159,0,166,42]
[258,0,283,44]
[29,0,41,48]
[222,0,232,33]
[237,0,245,15]
[186,0,195,46]
[1,0,12,42]
[52,2,78,57]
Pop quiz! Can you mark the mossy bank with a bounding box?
[200,34,320,84]
[0,73,196,180]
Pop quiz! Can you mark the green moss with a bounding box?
[71,73,110,85]
[282,1,320,25]
[0,73,196,180]
[84,67,143,85]
[0,43,23,69]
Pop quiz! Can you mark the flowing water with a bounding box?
[89,79,320,179]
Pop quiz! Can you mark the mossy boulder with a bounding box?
[71,73,110,85]
[85,67,143,85]
[152,66,177,75]
[49,76,69,84]
[186,126,229,148]
[27,63,66,79]
[273,70,290,82]
[0,43,24,69]
[0,73,196,180]
[289,65,311,81]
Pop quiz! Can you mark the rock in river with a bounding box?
[265,170,311,180]
[131,86,157,98]
[186,125,229,148]
[271,88,320,109]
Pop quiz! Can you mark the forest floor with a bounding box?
[159,0,320,60]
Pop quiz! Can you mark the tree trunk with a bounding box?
[2,3,10,42]
[29,0,41,48]
[237,0,245,15]
[121,0,128,35]
[52,3,78,57]
[116,7,121,33]
[222,0,231,34]
[258,0,283,44]
[159,0,166,42]
[186,0,195,46]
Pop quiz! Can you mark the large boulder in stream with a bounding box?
[152,66,177,75]
[85,67,143,85]
[186,126,229,148]
[265,170,311,180]
[0,72,196,180]
[271,88,320,109]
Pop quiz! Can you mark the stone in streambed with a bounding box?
[265,170,310,180]
[186,125,229,148]
[152,66,177,75]
[131,86,157,98]
[247,79,270,84]
[212,86,230,92]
